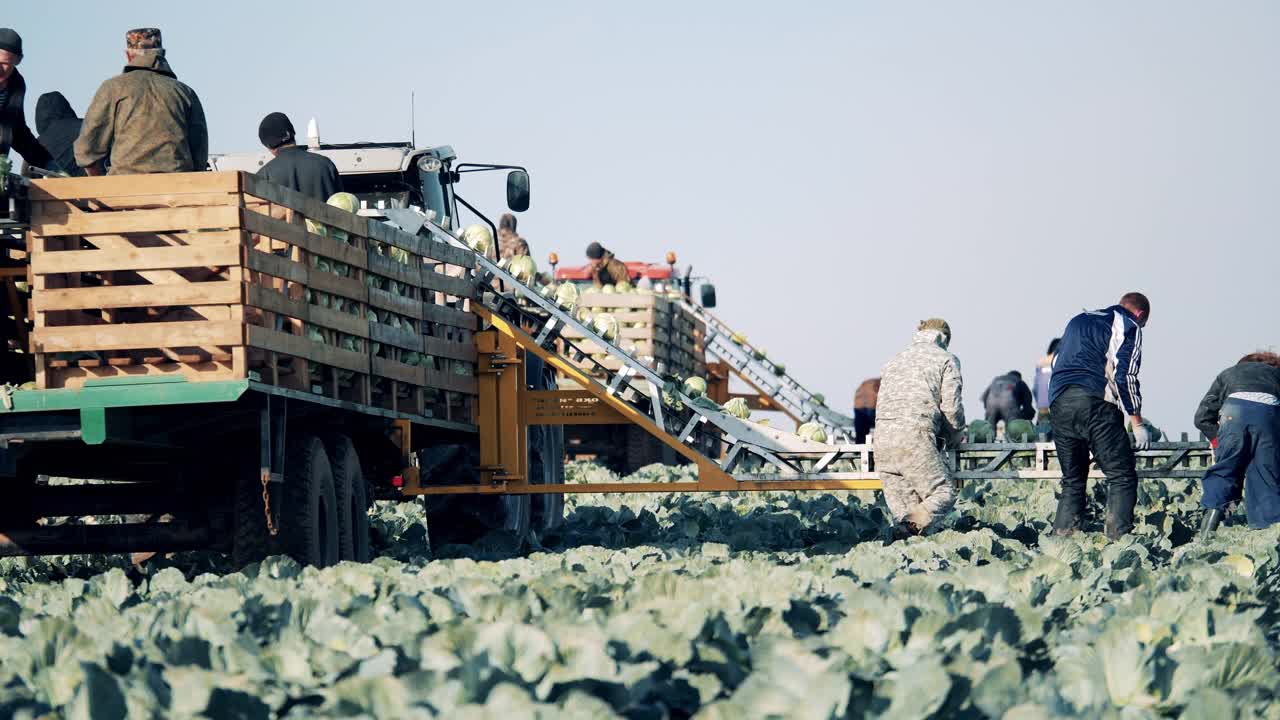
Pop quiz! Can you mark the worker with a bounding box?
[75,28,208,176]
[852,377,880,444]
[0,29,54,172]
[35,92,84,176]
[255,112,341,201]
[1194,351,1280,537]
[1047,292,1150,539]
[875,319,966,536]
[981,370,1035,429]
[497,213,531,260]
[585,242,629,288]
[1033,338,1061,423]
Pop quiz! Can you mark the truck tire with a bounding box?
[420,444,531,550]
[529,424,565,533]
[325,435,371,563]
[282,434,340,567]
[527,355,564,533]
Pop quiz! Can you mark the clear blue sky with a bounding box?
[10,1,1278,433]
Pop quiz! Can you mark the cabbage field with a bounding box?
[2,463,1278,718]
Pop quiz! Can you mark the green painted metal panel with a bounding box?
[1,378,251,414]
[79,407,106,445]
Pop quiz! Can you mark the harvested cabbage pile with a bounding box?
[1,466,1278,717]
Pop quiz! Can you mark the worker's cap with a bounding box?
[918,317,951,339]
[258,112,296,150]
[126,28,163,50]
[585,242,605,260]
[0,28,23,58]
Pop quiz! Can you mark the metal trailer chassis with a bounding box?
[0,376,473,559]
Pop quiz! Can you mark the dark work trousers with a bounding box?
[1200,399,1280,528]
[1050,386,1138,536]
[854,407,876,444]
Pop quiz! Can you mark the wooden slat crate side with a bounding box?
[423,368,479,395]
[241,212,368,270]
[308,269,369,304]
[576,292,664,310]
[370,323,424,353]
[422,303,477,330]
[241,173,368,238]
[371,357,428,386]
[34,205,243,237]
[369,288,425,321]
[28,172,242,201]
[423,337,477,363]
[34,281,243,312]
[421,269,474,298]
[33,320,244,353]
[43,359,241,390]
[31,244,241,275]
[247,326,370,374]
[368,252,422,286]
[245,286,368,339]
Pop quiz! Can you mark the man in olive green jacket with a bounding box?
[75,28,207,175]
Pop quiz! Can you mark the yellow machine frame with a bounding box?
[401,306,883,496]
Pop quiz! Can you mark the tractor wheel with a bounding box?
[529,424,565,534]
[420,444,531,551]
[281,434,340,567]
[0,468,40,530]
[527,355,564,533]
[325,435,371,563]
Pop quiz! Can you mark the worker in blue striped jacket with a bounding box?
[1046,292,1151,539]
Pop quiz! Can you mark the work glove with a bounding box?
[1132,423,1152,450]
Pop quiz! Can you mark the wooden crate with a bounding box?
[27,172,481,420]
[29,173,251,389]
[561,291,706,379]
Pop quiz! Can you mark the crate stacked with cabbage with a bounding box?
[551,282,706,380]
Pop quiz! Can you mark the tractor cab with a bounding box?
[210,140,461,231]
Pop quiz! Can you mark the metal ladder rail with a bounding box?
[691,303,842,423]
[423,221,835,477]
[682,300,856,438]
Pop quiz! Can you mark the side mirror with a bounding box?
[506,170,530,212]
[700,283,717,308]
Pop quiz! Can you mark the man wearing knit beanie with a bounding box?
[584,242,629,288]
[255,111,341,202]
[75,28,207,175]
[0,28,55,171]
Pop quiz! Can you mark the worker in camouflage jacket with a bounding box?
[875,318,966,535]
[75,28,207,175]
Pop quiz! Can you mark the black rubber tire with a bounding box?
[325,435,371,563]
[529,425,566,533]
[527,356,564,533]
[281,434,340,567]
[0,469,40,530]
[420,444,531,549]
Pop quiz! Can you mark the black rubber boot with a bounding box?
[1200,508,1223,541]
[1051,499,1084,536]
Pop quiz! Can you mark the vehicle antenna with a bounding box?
[411,92,416,148]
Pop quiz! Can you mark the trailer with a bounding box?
[0,167,1214,565]
[0,168,558,563]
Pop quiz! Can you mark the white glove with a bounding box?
[1132,423,1152,450]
